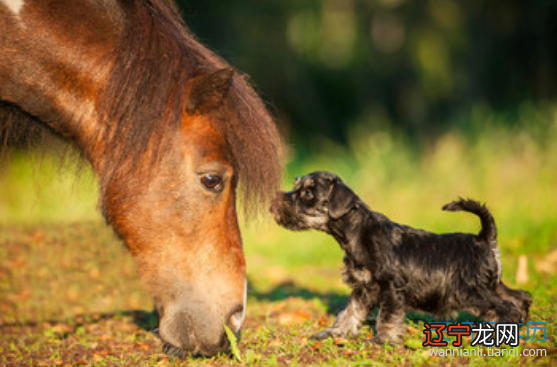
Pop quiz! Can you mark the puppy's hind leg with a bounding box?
[311,287,375,340]
[496,282,532,324]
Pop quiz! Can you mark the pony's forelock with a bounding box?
[94,0,283,217]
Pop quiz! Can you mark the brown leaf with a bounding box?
[318,315,329,326]
[88,267,100,280]
[51,323,73,335]
[29,231,46,242]
[311,341,322,351]
[278,311,311,326]
[334,337,346,346]
[267,301,287,313]
[14,290,31,301]
[136,342,150,351]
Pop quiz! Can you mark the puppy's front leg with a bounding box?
[373,286,405,345]
[310,287,373,340]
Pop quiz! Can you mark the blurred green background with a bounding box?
[1,0,556,319]
[181,0,557,144]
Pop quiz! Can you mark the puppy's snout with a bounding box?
[270,191,288,215]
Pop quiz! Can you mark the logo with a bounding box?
[422,322,547,348]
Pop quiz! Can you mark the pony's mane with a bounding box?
[92,0,283,215]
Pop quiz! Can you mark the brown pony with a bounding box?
[0,0,282,357]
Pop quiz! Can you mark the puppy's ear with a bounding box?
[328,182,358,219]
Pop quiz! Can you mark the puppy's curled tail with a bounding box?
[442,198,497,245]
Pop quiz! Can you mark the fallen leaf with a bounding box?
[88,267,100,280]
[318,315,329,326]
[29,231,46,242]
[51,323,73,335]
[334,337,346,346]
[267,301,287,313]
[136,342,150,351]
[278,311,311,326]
[157,359,171,367]
[311,341,322,351]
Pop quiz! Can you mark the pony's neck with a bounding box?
[0,0,122,166]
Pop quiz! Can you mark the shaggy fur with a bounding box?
[271,171,532,344]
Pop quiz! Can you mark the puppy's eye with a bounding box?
[302,189,314,200]
[200,174,223,191]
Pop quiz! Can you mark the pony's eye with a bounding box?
[200,174,223,191]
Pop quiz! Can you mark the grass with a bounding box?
[1,105,556,366]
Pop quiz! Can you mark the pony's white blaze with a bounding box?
[0,0,25,14]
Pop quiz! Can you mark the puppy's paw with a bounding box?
[366,334,401,346]
[310,328,360,340]
[310,329,336,340]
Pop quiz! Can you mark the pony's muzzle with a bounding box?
[158,303,244,357]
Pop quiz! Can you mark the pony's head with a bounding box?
[89,2,282,356]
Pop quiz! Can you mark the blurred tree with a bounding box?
[178,0,557,143]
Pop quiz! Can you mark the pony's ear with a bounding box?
[328,182,358,219]
[185,68,233,114]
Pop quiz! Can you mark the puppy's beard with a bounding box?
[302,215,329,231]
[275,214,312,231]
[272,206,329,231]
[272,205,311,231]
[276,214,329,232]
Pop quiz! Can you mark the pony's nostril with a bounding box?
[227,306,245,333]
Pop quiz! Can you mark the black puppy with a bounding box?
[270,171,531,344]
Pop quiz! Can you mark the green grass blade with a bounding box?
[223,322,243,363]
